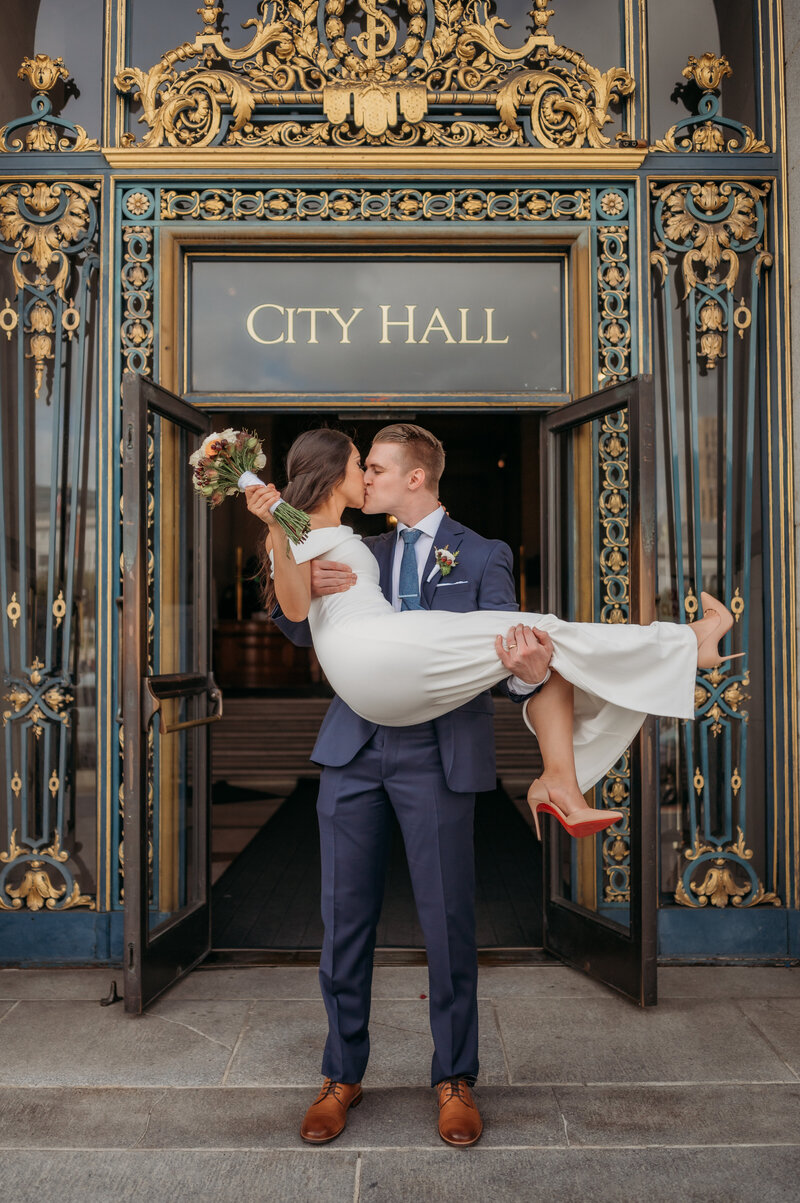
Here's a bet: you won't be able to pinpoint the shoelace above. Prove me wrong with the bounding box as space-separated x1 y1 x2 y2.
439 1079 471 1106
318 1078 347 1103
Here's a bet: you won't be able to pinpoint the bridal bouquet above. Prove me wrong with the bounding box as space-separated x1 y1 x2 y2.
189 429 311 545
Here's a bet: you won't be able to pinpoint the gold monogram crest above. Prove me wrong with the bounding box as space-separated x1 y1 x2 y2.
115 0 635 148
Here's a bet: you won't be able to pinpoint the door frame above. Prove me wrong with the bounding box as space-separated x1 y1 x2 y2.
540 375 658 1006
121 372 216 1013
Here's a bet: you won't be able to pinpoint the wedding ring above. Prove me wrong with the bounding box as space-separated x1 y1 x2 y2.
507 642 517 648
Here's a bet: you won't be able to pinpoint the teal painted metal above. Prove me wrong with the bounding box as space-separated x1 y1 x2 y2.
2 0 797 961
651 177 776 912
655 82 768 156
0 177 100 912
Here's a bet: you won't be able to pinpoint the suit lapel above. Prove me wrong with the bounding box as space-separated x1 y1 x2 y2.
371 531 396 602
421 515 465 608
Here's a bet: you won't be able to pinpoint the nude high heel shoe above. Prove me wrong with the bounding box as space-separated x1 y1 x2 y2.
527 780 623 841
696 592 745 670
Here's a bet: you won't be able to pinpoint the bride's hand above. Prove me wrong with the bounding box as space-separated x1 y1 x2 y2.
245 483 281 527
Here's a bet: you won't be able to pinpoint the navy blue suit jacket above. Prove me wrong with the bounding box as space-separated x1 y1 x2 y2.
272 514 527 793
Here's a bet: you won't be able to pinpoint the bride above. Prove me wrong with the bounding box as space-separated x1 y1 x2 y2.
246 427 736 840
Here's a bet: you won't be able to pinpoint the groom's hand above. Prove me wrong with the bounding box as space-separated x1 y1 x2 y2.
495 624 553 685
310 559 358 598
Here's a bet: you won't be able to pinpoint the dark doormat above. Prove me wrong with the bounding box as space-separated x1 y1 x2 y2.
212 778 542 949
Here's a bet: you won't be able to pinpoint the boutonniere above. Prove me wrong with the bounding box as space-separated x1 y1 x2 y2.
427 545 459 582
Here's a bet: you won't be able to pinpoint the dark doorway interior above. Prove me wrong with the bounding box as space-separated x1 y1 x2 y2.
212 780 542 949
209 412 544 951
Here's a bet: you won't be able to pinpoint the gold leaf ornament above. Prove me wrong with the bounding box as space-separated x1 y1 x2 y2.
115 0 633 148
0 181 98 297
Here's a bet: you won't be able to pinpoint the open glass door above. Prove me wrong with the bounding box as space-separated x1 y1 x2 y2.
121 373 220 1013
540 376 657 1005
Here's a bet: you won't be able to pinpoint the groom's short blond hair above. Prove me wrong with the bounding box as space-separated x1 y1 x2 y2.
372 423 445 490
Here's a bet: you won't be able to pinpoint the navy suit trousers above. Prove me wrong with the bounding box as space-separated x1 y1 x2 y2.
317 721 479 1087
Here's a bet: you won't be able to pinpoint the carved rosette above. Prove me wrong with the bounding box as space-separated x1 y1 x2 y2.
114 0 635 148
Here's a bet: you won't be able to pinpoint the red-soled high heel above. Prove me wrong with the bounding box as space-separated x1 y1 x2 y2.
527 780 623 841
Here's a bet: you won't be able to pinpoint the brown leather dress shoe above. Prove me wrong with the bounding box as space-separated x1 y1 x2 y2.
436 1078 483 1146
300 1078 363 1144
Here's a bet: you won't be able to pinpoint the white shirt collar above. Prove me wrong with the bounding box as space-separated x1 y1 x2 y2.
396 505 445 539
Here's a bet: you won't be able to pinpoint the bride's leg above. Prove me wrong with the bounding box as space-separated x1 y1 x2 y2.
523 671 625 839
523 670 588 818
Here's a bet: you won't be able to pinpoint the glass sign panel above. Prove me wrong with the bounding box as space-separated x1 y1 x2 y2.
187 256 566 396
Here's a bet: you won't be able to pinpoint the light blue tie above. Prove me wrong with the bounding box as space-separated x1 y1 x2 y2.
398 528 423 610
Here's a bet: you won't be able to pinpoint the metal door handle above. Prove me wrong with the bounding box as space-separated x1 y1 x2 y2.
144 678 223 734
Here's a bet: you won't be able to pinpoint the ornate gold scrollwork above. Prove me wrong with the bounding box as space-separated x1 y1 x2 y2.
597 225 630 386
114 0 634 148
694 667 750 738
0 179 98 399
0 829 94 912
677 827 780 909
0 181 98 297
652 53 769 155
2 655 73 739
0 55 99 153
651 180 770 301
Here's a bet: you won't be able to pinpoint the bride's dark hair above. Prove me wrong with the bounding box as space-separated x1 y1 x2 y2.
258 427 355 612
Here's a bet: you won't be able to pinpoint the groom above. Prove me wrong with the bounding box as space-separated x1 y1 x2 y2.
270 423 553 1146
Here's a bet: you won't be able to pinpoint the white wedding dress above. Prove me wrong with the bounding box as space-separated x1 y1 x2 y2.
275 525 697 792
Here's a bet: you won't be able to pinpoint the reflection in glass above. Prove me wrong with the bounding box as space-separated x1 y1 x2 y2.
146 412 208 932
149 693 204 933
152 416 198 677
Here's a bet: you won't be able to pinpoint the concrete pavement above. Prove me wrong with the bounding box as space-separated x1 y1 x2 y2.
0 963 799 1201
